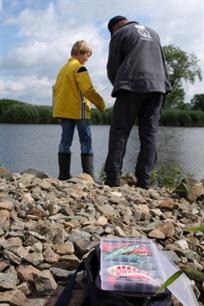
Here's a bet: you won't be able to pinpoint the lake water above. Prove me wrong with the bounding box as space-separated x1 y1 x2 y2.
0 124 204 181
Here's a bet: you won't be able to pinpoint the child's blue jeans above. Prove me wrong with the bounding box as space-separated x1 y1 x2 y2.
59 119 93 154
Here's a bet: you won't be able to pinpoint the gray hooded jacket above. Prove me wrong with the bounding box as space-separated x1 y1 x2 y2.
107 22 171 97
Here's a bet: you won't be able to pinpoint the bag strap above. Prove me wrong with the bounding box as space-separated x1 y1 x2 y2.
54 261 85 306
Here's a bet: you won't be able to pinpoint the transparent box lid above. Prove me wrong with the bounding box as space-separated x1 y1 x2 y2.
100 237 164 293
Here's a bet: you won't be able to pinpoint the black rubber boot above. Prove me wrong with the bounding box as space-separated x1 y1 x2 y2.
81 153 94 178
58 153 71 180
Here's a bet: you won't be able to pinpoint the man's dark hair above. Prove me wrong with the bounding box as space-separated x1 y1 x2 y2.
107 16 128 33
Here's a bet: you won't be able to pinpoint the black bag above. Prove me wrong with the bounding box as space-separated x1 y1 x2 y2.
55 245 173 306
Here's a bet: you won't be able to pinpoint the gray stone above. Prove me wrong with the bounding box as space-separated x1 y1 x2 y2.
0 171 203 305
0 289 26 306
0 201 13 211
33 270 57 295
0 168 13 180
0 266 17 290
50 267 71 280
22 168 49 179
24 298 46 306
69 229 91 241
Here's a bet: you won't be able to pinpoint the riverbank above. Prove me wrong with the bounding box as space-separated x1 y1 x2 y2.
0 168 203 305
1 99 204 126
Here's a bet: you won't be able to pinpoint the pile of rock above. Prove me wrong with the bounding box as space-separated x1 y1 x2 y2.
0 168 203 306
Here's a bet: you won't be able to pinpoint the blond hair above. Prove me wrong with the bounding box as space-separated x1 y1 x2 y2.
71 40 92 57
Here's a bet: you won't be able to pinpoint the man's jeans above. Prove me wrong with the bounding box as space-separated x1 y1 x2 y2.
104 91 164 187
59 119 93 154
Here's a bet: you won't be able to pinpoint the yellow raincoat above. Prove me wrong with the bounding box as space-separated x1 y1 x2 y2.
53 58 105 119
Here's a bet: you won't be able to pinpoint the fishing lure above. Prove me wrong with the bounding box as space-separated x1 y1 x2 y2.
107 265 153 283
104 244 151 259
130 246 151 256
104 244 140 259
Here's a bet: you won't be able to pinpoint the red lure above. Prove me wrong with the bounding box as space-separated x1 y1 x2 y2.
130 246 151 255
107 265 153 283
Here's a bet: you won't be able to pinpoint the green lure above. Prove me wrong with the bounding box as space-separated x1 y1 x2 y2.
104 244 140 259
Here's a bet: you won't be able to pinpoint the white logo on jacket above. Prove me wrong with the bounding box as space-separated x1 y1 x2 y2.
135 24 153 40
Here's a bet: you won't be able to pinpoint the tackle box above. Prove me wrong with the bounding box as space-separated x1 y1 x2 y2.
100 237 164 293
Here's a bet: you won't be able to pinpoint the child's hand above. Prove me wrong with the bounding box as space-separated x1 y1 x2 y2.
98 103 106 112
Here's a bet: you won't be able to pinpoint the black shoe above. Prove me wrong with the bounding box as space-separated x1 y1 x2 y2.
135 182 149 190
104 177 120 187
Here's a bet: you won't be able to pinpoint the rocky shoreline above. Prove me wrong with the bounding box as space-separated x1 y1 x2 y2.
0 168 203 306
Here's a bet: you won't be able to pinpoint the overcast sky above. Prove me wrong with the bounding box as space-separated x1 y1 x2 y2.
0 0 204 106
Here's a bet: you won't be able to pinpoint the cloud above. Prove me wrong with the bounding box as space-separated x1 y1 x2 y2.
0 75 51 104
1 1 109 105
1 0 204 106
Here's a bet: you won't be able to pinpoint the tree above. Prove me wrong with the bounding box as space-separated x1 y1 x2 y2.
190 94 204 111
163 44 202 109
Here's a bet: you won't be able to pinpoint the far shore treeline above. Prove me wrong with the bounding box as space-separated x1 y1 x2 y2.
0 98 204 126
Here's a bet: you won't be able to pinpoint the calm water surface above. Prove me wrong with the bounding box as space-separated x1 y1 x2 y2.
0 124 203 180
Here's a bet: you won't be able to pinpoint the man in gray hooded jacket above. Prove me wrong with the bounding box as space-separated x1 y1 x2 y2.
104 16 171 189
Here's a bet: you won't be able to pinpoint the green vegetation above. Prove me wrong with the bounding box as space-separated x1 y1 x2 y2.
99 164 107 182
163 44 202 109
160 109 204 127
150 163 184 188
0 99 55 124
1 99 204 126
98 161 199 190
191 94 204 111
91 108 112 125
